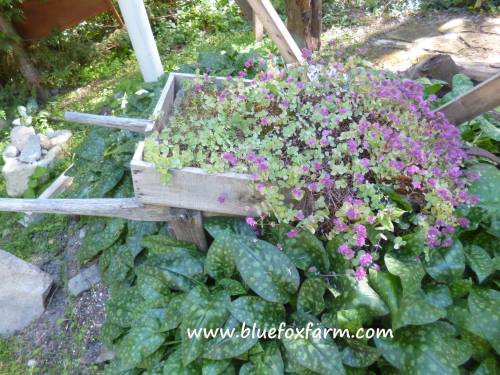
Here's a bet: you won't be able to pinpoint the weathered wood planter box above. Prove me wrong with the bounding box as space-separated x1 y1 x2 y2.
130 73 261 216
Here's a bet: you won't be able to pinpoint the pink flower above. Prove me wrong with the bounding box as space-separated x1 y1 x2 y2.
346 207 358 221
359 253 372 267
320 107 329 116
338 244 355 259
306 138 316 146
371 263 380 271
223 152 238 166
333 218 348 232
246 152 256 162
367 216 376 224
457 217 470 228
244 59 254 68
355 267 367 280
360 158 370 168
287 229 298 238
217 194 226 204
291 188 303 199
246 217 257 228
261 117 269 126
308 182 318 192
295 210 305 221
255 183 265 193
308 266 318 273
442 239 453 248
282 99 289 108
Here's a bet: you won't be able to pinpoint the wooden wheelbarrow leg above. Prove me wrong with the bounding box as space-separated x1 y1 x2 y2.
435 72 500 125
0 198 175 221
64 112 154 134
433 72 500 165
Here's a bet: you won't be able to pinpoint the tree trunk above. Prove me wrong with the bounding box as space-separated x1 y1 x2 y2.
0 12 46 101
284 0 321 51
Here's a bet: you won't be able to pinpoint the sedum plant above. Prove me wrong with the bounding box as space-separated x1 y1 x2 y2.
145 49 480 279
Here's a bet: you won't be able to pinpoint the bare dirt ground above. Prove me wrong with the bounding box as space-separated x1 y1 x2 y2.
13 220 109 375
324 10 500 78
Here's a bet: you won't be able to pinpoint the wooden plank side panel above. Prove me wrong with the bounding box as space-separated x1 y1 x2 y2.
14 0 110 40
131 142 259 216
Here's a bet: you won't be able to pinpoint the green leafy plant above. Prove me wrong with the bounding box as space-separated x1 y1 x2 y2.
99 214 499 374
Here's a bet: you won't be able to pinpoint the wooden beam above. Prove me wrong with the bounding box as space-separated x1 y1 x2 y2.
0 198 175 221
64 112 153 133
435 72 500 125
103 0 125 28
246 0 304 64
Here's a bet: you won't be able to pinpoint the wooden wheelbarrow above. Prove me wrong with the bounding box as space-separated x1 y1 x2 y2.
0 72 499 250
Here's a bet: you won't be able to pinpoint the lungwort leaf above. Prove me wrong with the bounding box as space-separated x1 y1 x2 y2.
375 322 471 375
181 286 230 365
229 235 300 303
229 296 285 331
204 217 256 239
203 316 258 360
282 330 345 375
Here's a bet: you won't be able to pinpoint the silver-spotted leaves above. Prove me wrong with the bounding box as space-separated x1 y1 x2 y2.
229 296 285 331
231 236 300 303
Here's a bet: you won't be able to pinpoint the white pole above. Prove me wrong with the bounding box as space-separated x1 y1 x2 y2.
117 0 164 82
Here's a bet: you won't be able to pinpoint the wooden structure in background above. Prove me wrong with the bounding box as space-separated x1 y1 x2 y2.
13 0 123 40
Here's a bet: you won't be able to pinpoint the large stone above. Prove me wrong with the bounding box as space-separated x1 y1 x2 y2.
2 145 19 161
68 264 101 296
38 134 51 149
2 145 64 196
0 249 53 336
10 126 42 163
48 130 72 148
10 126 35 150
1 158 36 196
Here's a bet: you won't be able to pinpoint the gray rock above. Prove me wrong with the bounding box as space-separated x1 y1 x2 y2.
2 145 19 161
38 134 52 149
19 133 42 163
10 126 36 150
48 130 72 148
68 265 101 296
0 249 53 336
2 145 63 196
1 158 36 196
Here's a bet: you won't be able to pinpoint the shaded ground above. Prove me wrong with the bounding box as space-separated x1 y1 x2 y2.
324 11 500 78
10 220 109 375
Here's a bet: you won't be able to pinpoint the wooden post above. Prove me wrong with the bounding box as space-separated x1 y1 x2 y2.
284 0 321 50
116 0 163 82
235 0 264 42
246 0 303 64
168 208 208 251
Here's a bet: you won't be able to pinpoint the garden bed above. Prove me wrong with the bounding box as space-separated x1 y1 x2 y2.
131 73 261 216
